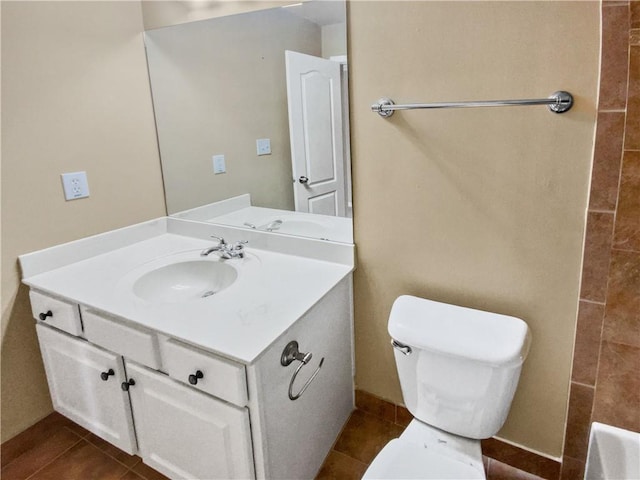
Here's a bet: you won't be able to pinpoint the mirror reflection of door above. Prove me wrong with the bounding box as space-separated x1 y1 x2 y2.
286 51 346 217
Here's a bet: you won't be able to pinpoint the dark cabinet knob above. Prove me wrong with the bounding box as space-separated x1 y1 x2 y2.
100 369 115 381
121 379 136 391
39 310 53 321
188 370 204 385
298 176 309 184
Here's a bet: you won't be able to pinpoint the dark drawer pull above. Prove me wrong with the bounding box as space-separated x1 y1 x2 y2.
39 310 53 321
121 379 136 391
100 369 115 381
188 370 204 385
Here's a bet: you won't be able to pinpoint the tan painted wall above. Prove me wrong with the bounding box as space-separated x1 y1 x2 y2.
349 1 599 458
145 8 321 214
322 22 347 59
1 1 166 441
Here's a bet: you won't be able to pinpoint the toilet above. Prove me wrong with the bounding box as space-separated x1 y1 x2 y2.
363 295 531 479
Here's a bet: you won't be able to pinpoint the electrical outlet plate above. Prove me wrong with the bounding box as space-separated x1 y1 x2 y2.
256 138 271 156
61 171 90 200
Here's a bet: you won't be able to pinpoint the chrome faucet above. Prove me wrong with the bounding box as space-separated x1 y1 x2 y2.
201 235 227 256
201 235 247 259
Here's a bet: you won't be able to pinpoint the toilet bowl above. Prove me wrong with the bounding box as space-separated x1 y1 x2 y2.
363 295 531 479
363 420 485 479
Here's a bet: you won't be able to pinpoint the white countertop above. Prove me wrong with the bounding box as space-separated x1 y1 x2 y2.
21 219 353 364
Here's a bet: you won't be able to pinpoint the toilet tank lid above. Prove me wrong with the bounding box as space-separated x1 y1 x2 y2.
388 296 531 366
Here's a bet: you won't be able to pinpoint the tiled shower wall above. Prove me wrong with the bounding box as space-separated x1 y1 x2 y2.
561 2 640 479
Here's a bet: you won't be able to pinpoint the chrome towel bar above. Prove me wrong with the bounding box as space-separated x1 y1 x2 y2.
371 91 573 117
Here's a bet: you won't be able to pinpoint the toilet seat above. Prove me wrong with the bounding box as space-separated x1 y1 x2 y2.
362 420 486 480
362 439 485 479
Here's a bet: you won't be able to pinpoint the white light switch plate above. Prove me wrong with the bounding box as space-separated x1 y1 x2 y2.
212 154 226 174
61 171 90 200
256 138 271 156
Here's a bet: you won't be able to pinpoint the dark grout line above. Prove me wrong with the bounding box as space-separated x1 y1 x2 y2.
63 426 91 439
358 407 402 427
331 447 371 468
83 435 142 471
315 409 377 478
119 467 143 480
1 425 86 476
85 438 143 472
22 437 85 480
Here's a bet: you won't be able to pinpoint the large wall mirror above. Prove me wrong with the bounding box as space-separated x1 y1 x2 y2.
143 1 352 243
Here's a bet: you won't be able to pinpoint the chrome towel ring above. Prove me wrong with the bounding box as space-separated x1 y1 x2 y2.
280 341 325 401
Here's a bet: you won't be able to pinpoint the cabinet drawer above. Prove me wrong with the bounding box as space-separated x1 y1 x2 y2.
82 308 162 370
29 290 82 337
162 338 248 407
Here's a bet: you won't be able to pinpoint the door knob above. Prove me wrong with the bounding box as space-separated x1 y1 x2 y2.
298 176 309 184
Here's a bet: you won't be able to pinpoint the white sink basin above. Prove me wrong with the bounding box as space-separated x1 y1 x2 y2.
132 260 238 303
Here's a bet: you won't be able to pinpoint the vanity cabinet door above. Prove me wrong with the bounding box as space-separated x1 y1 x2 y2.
125 361 254 480
35 324 137 454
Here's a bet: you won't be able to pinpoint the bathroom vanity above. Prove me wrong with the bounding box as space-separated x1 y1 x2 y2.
20 217 355 480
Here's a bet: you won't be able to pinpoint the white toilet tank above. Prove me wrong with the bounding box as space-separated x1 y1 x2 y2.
388 295 531 440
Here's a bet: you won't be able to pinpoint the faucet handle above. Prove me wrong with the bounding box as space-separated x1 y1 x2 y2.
233 240 248 256
210 235 226 245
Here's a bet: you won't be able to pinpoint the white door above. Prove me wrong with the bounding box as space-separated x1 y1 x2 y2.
286 51 346 216
125 361 254 480
36 324 137 454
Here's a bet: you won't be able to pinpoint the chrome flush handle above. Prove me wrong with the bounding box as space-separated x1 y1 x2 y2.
391 339 412 355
